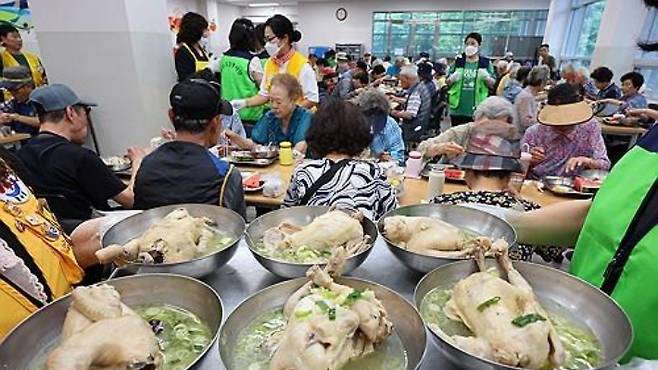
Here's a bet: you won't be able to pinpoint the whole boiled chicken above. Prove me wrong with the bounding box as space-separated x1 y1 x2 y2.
443 240 565 369
262 210 370 256
47 285 163 370
97 208 217 265
384 215 487 257
267 248 393 370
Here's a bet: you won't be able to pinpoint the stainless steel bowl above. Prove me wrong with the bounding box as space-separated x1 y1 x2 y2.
219 276 426 369
414 260 633 370
0 273 223 370
102 204 245 278
543 176 592 198
378 204 517 273
245 206 377 278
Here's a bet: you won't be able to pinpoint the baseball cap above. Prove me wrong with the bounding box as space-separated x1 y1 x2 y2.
0 66 32 90
29 84 97 112
170 77 233 122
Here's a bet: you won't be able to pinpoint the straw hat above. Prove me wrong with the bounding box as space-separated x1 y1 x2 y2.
537 83 593 126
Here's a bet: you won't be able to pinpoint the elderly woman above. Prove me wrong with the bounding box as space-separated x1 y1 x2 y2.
431 119 565 263
503 65 530 103
283 100 397 220
514 65 550 134
354 89 405 164
226 73 311 153
418 96 515 160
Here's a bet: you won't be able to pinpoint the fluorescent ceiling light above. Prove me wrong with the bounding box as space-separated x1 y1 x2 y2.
248 2 280 7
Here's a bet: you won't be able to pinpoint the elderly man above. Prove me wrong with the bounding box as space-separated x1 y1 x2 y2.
390 64 433 144
522 83 610 179
134 73 245 218
386 56 405 77
0 66 39 136
418 96 514 160
17 84 143 233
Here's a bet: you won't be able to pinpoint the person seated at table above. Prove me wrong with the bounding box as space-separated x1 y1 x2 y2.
0 154 110 338
418 96 514 161
0 66 39 136
590 66 622 100
369 64 386 87
514 65 550 134
354 89 405 164
134 76 246 218
502 65 530 103
17 84 142 234
390 64 433 144
226 73 311 153
332 71 369 100
418 62 436 97
283 100 397 220
600 71 648 110
386 56 404 77
432 118 565 263
561 64 597 100
522 83 610 179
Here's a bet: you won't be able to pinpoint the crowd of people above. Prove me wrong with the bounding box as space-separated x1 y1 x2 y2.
0 8 656 362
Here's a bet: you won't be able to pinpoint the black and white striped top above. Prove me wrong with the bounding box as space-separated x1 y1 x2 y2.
283 159 398 220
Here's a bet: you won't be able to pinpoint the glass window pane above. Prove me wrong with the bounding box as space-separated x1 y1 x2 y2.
390 22 410 34
372 34 386 54
437 35 463 55
439 11 463 20
389 12 411 20
440 21 463 34
415 23 436 34
373 12 388 20
412 12 437 20
576 1 604 57
373 21 388 34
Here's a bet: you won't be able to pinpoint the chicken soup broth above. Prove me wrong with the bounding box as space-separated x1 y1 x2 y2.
232 308 408 370
420 284 603 370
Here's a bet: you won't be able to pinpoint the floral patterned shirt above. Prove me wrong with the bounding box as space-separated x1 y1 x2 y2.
521 119 611 179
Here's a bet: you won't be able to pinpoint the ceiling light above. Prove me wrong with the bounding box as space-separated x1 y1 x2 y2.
248 2 280 7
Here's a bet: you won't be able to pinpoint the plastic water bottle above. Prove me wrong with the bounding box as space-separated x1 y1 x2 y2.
404 151 423 178
426 166 446 200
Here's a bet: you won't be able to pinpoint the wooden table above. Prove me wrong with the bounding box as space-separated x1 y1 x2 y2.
238 161 566 208
596 117 648 148
0 133 30 146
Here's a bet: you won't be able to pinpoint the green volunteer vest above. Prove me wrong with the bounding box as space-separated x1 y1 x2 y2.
447 55 491 113
571 138 658 361
220 53 263 122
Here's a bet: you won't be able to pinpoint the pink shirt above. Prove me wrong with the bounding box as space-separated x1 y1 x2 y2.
521 118 611 179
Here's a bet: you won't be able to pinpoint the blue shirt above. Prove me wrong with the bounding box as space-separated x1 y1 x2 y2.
251 106 312 146
621 92 648 110
386 65 400 77
371 116 405 164
503 80 523 103
0 98 37 136
596 83 622 100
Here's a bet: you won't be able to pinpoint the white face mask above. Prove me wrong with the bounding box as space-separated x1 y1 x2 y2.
265 40 280 56
465 45 479 57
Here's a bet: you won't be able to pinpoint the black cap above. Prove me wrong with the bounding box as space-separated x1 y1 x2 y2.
356 60 368 71
169 77 233 122
0 66 32 90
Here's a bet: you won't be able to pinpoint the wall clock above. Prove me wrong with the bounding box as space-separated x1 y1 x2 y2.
336 7 348 22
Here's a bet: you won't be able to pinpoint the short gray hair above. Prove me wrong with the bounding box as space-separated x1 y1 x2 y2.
575 66 590 78
473 96 514 122
526 65 550 86
561 63 575 75
399 64 418 78
354 88 390 114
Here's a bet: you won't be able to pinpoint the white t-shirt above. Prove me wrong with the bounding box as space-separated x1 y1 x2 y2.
259 59 319 103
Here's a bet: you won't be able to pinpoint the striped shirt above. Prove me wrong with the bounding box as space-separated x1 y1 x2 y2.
283 158 398 220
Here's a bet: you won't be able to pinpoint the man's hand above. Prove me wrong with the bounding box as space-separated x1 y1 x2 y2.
426 141 465 157
529 147 545 165
565 156 594 173
126 147 146 164
0 113 13 124
160 128 176 141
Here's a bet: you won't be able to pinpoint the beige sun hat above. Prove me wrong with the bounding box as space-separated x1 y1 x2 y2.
537 83 594 126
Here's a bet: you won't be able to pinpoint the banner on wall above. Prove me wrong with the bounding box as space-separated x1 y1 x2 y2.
0 0 32 31
168 8 216 35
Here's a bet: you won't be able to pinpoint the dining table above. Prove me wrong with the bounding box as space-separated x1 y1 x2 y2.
596 116 648 149
237 160 566 208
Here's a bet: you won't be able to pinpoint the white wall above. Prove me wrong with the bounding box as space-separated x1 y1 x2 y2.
240 5 299 24
296 0 550 55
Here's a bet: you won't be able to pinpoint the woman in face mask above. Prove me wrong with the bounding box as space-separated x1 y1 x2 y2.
229 14 319 112
174 12 211 82
446 32 496 126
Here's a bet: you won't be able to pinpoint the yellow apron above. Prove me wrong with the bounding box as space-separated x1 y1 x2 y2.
0 175 83 339
1 50 45 87
181 43 209 72
264 51 308 92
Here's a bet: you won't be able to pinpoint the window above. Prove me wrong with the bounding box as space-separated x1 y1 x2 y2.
560 0 606 66
371 10 548 61
634 8 658 98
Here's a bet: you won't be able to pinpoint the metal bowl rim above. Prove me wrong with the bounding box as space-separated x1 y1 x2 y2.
413 259 634 370
100 204 246 268
377 204 518 262
220 275 427 370
244 206 378 267
2 273 224 370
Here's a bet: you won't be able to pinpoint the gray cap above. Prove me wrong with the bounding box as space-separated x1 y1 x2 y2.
0 66 32 90
29 83 97 113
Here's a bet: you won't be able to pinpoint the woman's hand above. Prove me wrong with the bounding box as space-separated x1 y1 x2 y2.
529 147 545 165
565 156 594 174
